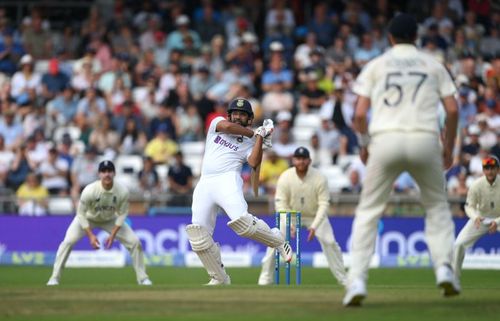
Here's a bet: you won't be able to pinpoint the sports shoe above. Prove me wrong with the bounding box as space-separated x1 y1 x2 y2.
139 278 153 286
342 278 367 307
436 265 460 297
277 242 293 263
46 278 59 286
271 228 293 263
205 274 231 286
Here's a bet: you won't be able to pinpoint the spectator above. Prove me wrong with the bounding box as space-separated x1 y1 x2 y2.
46 86 78 133
259 149 289 210
298 72 327 113
21 10 52 59
39 147 70 195
88 116 120 157
393 172 419 195
0 134 14 186
0 30 25 76
6 144 36 191
308 2 338 48
41 58 70 101
16 172 48 216
177 103 203 142
138 156 162 197
10 54 41 104
144 124 178 164
316 117 347 164
167 151 193 206
0 109 24 150
70 145 99 200
273 129 299 160
165 14 201 52
260 80 294 118
119 117 148 155
261 53 293 92
194 3 225 44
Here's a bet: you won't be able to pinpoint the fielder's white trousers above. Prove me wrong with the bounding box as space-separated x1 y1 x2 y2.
347 132 455 284
191 171 249 234
453 219 499 279
49 217 149 283
258 215 346 285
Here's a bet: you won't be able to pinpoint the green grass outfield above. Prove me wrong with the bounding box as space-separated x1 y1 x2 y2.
1 266 499 321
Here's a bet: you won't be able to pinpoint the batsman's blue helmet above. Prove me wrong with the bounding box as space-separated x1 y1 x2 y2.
227 98 253 117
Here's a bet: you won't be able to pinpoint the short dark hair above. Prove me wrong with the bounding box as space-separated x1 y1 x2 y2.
388 13 418 43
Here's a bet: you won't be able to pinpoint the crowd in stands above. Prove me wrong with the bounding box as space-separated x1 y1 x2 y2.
0 0 499 216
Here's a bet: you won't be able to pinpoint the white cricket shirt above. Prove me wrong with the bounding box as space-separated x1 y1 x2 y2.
200 116 256 176
464 175 500 225
76 180 129 229
353 44 456 136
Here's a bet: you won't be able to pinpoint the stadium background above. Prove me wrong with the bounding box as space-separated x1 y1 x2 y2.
0 0 499 269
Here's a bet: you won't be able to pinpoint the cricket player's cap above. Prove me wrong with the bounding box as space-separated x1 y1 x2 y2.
227 97 253 117
98 160 115 172
482 155 499 168
388 13 417 39
293 146 310 158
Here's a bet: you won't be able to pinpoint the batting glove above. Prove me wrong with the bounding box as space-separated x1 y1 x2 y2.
254 126 273 138
262 135 272 149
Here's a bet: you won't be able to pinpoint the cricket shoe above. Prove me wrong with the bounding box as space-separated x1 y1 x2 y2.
139 278 153 286
343 278 367 307
205 274 231 286
436 265 460 297
272 228 292 263
46 278 59 286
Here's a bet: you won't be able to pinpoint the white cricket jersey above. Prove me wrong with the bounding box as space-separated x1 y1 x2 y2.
464 175 500 225
76 180 129 229
200 116 256 176
353 44 456 136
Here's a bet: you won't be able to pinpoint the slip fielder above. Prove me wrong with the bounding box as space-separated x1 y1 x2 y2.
453 155 500 281
186 98 291 285
47 160 152 286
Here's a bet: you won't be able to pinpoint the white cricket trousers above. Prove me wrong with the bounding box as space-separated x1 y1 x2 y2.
192 171 250 233
348 132 455 283
453 220 499 279
258 215 346 285
49 217 149 283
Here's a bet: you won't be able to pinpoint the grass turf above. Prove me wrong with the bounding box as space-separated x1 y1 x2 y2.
0 266 499 321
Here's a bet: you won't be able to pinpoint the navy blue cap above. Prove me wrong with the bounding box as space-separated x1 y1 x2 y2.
98 160 115 172
293 147 310 158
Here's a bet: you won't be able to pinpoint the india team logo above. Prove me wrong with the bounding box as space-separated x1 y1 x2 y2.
236 99 244 107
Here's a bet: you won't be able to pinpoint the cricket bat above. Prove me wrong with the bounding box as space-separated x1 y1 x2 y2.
251 164 261 196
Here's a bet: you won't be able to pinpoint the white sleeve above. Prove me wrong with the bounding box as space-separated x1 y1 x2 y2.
76 186 92 229
209 116 226 134
438 64 457 98
352 62 375 98
114 188 129 227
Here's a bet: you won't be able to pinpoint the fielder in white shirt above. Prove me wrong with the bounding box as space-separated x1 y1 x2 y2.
186 98 292 285
47 160 152 286
343 13 460 306
453 156 500 280
258 146 346 286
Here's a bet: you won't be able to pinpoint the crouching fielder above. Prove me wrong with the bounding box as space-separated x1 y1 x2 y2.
187 98 291 285
47 160 152 286
453 156 500 281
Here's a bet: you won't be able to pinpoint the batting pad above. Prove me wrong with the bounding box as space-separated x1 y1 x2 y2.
227 214 284 248
185 224 228 282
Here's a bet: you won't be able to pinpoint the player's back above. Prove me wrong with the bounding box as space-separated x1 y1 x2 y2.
354 44 456 136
